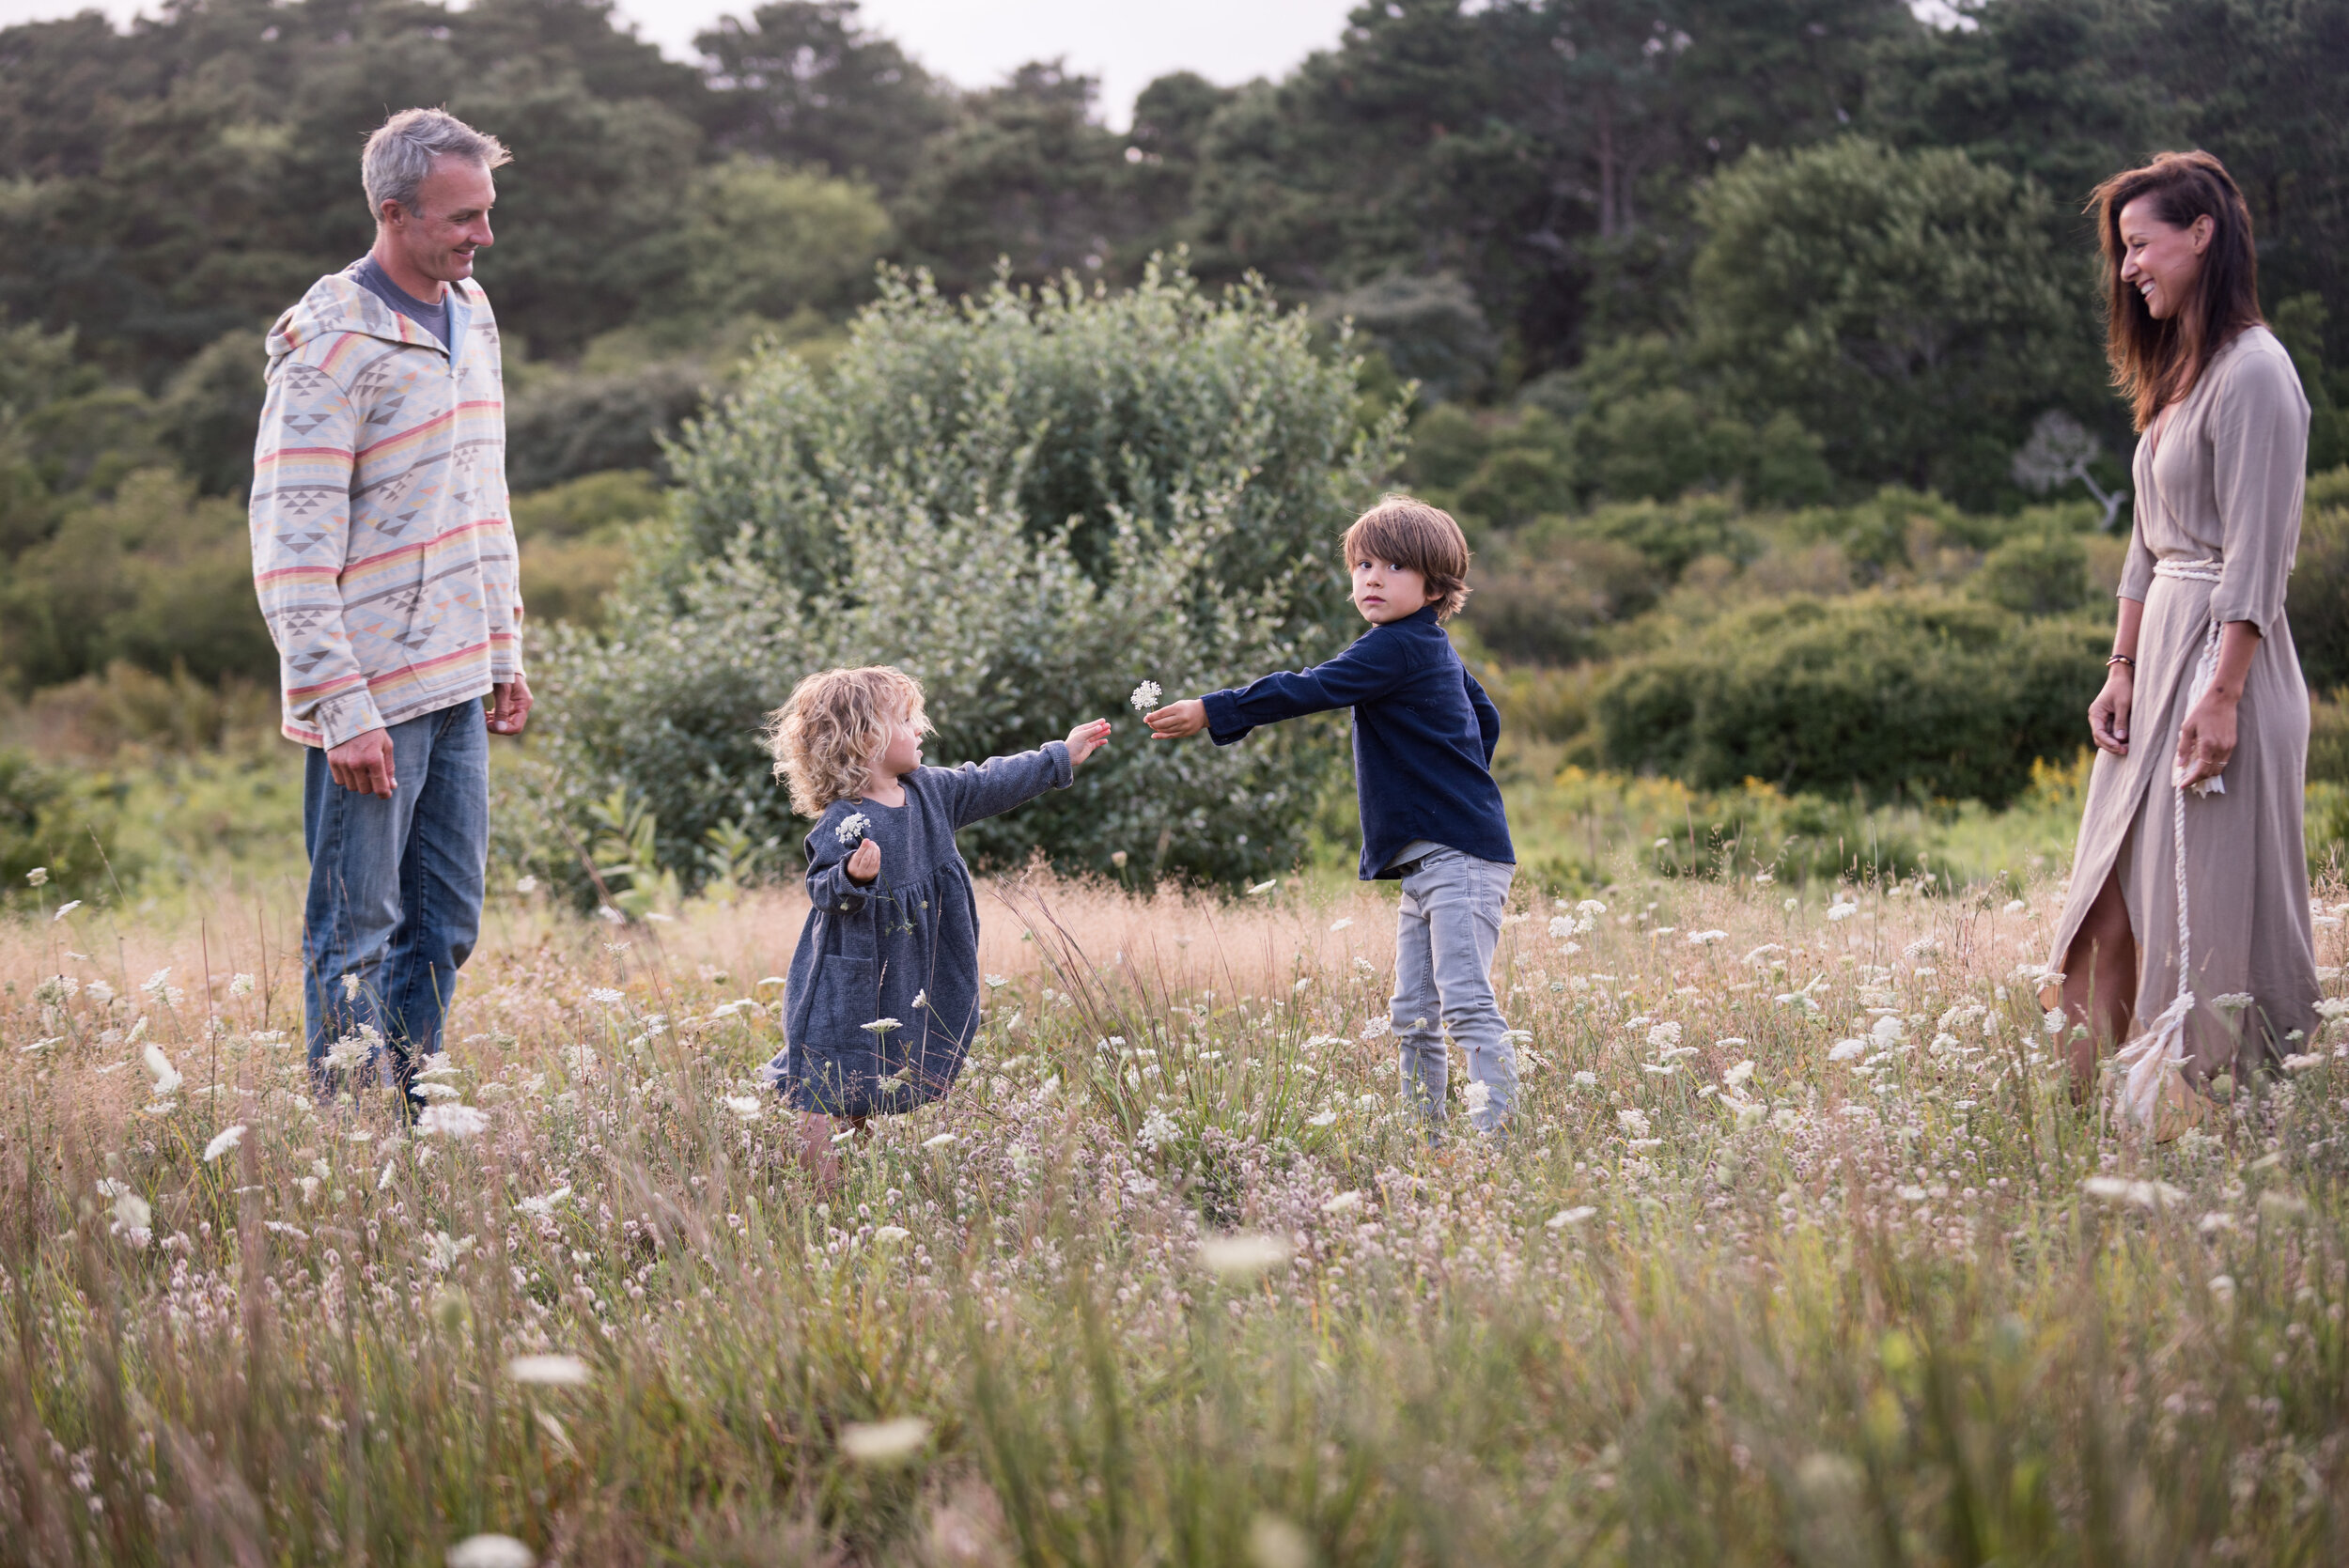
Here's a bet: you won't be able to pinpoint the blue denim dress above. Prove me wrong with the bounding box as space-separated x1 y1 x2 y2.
765 743 1072 1117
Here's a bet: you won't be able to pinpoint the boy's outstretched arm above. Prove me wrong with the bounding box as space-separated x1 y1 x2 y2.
1145 637 1403 745
1144 700 1209 738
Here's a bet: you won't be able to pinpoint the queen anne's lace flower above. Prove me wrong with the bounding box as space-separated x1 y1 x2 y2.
1129 680 1163 712
1136 1106 1180 1151
836 813 871 846
417 1104 490 1139
840 1417 930 1463
507 1354 590 1386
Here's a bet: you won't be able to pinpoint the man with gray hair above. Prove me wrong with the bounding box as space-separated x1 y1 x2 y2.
250 106 531 1105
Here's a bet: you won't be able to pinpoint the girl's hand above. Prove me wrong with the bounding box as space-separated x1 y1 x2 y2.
2088 668 2134 756
2175 691 2239 786
1065 718 1112 766
1145 699 1206 739
844 838 880 885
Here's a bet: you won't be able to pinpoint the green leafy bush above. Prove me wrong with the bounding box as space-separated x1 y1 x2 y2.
1971 532 2093 616
530 264 1406 890
1594 593 2107 805
2289 467 2349 691
0 468 276 691
1693 138 2101 506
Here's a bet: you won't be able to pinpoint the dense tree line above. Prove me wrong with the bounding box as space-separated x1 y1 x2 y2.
4 0 2348 702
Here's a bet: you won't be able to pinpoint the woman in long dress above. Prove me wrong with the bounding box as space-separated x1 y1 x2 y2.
2049 149 2319 1133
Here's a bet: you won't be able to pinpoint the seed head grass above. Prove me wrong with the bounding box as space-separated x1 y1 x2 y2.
0 864 2344 1561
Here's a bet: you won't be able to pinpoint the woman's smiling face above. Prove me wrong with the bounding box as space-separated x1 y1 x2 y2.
2117 195 2213 321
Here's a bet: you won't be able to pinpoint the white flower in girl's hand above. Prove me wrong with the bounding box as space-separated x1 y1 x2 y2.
836 813 871 846
1129 680 1162 713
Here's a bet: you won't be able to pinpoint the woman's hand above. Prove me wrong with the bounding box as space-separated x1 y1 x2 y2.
1065 718 1112 766
2088 668 2134 756
1145 699 1206 739
844 838 880 885
2174 691 2240 787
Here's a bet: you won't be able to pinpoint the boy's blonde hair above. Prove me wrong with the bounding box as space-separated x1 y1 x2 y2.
1342 494 1472 619
764 666 931 817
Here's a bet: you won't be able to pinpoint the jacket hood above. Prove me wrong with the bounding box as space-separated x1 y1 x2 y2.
266 265 477 365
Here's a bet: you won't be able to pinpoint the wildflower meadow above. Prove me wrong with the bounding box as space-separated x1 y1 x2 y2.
3 861 2345 1565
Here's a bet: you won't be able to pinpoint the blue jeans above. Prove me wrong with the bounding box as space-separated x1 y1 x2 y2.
1391 848 1517 1134
302 700 489 1085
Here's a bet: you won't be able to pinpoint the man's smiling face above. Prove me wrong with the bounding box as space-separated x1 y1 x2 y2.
383 156 497 292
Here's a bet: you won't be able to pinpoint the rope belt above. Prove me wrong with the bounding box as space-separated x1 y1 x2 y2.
2113 556 2227 1128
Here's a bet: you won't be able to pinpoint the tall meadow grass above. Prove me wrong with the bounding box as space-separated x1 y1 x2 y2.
1 863 2344 1564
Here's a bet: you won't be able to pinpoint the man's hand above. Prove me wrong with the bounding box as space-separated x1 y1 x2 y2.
327 729 397 797
1144 699 1206 740
1065 718 1112 766
844 838 881 885
490 675 534 737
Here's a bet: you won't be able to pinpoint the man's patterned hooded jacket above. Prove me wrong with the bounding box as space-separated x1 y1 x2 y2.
249 266 522 749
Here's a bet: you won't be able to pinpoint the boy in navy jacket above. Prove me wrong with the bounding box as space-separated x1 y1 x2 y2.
1146 495 1518 1135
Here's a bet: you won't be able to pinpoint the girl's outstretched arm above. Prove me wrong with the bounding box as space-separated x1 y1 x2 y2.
936 736 1088 830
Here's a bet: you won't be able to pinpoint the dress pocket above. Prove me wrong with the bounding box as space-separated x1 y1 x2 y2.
791 955 880 1048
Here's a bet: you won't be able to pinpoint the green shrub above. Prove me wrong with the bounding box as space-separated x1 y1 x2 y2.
1971 532 2092 616
1401 402 1492 491
1460 534 1657 666
2289 468 2349 691
504 362 710 491
512 471 667 628
1693 138 2101 505
0 468 276 691
1451 411 1575 535
1594 592 2106 806
0 748 140 907
530 264 1407 891
2309 688 2349 786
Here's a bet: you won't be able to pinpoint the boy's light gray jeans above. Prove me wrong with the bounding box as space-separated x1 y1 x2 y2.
1390 848 1517 1133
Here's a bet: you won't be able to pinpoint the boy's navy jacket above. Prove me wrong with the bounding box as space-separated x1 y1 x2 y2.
1200 605 1514 879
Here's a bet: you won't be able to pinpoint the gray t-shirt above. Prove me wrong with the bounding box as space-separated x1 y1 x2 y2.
351 255 450 347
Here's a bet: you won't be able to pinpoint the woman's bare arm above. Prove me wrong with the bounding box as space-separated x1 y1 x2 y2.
2088 597 2145 756
2175 619 2263 786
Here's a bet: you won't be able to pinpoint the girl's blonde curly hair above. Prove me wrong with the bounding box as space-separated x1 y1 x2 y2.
764 666 931 817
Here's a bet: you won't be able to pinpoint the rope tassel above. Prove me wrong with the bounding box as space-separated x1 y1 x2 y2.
2112 585 2225 1132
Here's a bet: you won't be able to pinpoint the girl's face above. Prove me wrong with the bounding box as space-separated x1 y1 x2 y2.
1351 556 1431 624
2117 196 2213 322
873 706 926 781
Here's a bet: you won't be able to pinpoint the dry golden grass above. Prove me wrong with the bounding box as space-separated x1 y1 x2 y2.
3 865 2346 1565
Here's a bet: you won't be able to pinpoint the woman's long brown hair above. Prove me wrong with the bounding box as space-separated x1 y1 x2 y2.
2089 149 2263 429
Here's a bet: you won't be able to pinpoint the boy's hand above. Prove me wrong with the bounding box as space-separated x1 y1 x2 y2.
844 838 880 885
1144 699 1206 740
1065 718 1112 767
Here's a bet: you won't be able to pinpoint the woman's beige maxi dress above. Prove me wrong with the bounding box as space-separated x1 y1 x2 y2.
2049 324 2319 1110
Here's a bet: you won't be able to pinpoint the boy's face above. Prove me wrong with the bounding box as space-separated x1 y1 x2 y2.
874 707 926 779
1350 556 1432 624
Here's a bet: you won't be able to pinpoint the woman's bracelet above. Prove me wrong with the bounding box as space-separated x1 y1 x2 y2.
2106 654 2136 671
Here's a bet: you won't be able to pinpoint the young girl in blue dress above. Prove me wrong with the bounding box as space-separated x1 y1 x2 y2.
760 665 1111 1170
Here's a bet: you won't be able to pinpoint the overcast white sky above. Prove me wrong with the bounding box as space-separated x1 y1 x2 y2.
0 0 1361 127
